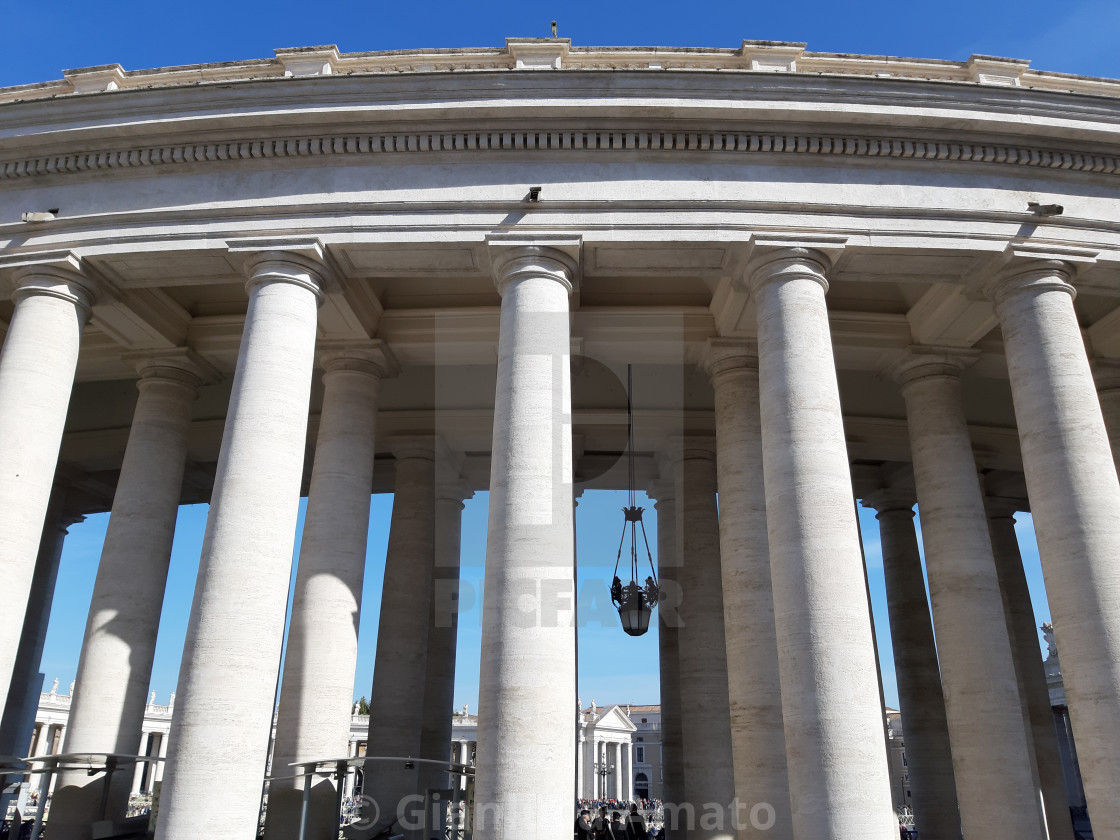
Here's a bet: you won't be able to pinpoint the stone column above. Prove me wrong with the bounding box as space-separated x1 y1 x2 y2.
890 348 1044 838
0 257 96 707
1092 362 1120 476
622 743 631 802
362 436 439 830
475 237 577 840
154 729 169 783
704 340 792 840
745 247 895 837
985 498 1075 840
666 437 735 838
860 489 960 840
577 730 586 800
131 733 150 795
51 351 209 837
646 479 684 818
154 245 324 840
418 478 473 803
0 487 79 758
990 262 1120 834
32 723 52 757
265 341 395 840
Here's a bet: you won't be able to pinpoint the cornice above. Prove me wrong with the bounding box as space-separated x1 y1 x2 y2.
3 43 1118 104
3 127 1118 182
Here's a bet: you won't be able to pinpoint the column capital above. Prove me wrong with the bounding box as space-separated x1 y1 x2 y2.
645 478 675 506
317 339 400 379
388 433 453 465
227 239 329 302
123 347 221 391
739 239 844 295
984 495 1028 520
663 435 716 463
702 338 758 381
985 259 1077 307
58 511 87 533
860 488 916 517
5 251 99 311
436 478 474 506
1091 358 1120 392
885 345 980 388
486 234 581 296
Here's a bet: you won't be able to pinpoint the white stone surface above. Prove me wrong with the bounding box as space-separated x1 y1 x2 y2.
475 240 576 840
266 342 392 840
646 478 684 813
985 498 1074 840
747 248 896 838
0 489 75 768
704 341 792 840
893 349 1045 839
51 353 205 838
0 263 94 723
993 266 1120 836
362 436 438 832
155 249 323 840
417 479 472 805
667 437 735 840
1092 361 1120 477
861 490 960 840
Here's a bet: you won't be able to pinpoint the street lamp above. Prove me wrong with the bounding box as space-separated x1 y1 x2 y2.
610 365 659 637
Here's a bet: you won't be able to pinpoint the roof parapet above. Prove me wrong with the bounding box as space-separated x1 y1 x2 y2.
506 38 571 70
967 54 1031 87
740 40 807 72
275 45 341 77
62 64 126 93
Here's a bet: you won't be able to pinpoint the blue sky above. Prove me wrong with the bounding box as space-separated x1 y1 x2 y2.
17 0 1071 715
1 0 1119 86
39 488 1052 713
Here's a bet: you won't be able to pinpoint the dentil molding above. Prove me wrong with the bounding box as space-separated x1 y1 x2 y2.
2 128 1118 181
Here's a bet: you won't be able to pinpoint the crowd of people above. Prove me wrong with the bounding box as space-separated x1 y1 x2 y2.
575 802 663 840
576 798 661 813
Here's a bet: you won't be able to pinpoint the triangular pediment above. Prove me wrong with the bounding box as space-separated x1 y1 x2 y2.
588 704 637 733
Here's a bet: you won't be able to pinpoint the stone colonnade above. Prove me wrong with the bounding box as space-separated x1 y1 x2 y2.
0 237 1118 840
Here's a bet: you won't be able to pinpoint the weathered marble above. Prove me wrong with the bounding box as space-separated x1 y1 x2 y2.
993 264 1120 837
51 352 207 839
155 248 323 840
0 262 95 712
861 490 960 840
892 349 1044 839
747 248 896 838
474 239 577 840
266 342 394 840
704 341 792 840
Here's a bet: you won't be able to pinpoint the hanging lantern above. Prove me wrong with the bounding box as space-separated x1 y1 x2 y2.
610 365 659 637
